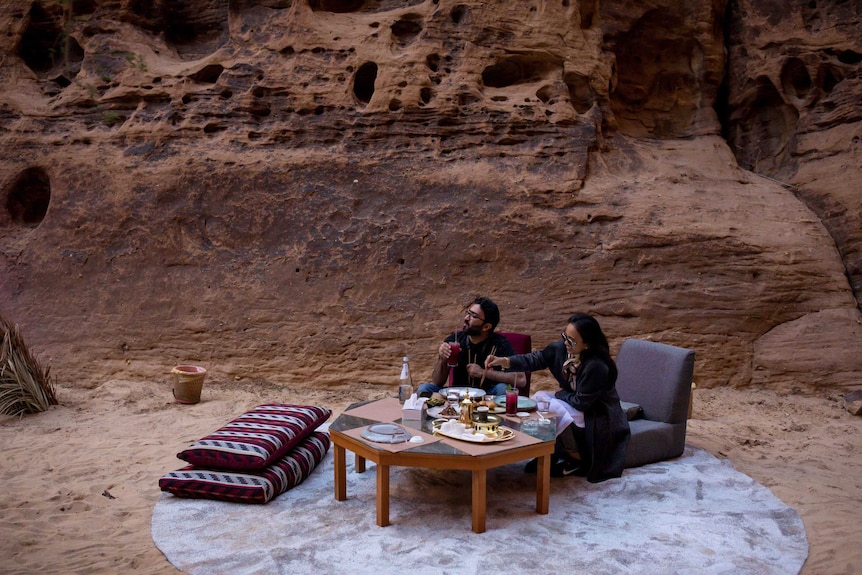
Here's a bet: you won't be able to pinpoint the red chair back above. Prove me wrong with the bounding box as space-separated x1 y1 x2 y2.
498 332 532 396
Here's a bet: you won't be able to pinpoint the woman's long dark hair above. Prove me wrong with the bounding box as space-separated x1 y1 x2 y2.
567 313 617 377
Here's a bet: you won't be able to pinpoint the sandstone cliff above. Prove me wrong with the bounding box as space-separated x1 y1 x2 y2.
1 0 860 394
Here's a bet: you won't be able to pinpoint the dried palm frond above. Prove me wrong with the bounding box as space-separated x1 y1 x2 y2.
0 315 57 416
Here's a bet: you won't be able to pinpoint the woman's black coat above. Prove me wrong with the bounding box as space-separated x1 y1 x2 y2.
509 341 630 482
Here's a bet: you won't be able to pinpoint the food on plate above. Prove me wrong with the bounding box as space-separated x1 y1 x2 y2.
426 397 445 407
440 403 458 417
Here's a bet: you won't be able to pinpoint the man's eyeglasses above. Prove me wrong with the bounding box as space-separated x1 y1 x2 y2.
464 309 487 323
561 332 575 347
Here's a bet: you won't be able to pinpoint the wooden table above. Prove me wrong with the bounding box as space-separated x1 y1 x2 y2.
329 398 556 533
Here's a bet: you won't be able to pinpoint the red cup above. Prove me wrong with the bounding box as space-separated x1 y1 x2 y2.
505 388 519 415
447 342 461 367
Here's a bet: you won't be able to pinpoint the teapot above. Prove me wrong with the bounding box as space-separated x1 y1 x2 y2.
458 393 474 426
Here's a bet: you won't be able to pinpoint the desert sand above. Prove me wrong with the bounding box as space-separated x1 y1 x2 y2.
2 374 861 575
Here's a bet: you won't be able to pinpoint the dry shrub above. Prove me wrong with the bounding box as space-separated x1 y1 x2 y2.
1 314 57 416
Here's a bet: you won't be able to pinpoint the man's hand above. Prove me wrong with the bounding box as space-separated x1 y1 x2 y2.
466 363 485 379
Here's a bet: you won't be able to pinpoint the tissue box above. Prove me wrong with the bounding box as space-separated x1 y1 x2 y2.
402 400 427 421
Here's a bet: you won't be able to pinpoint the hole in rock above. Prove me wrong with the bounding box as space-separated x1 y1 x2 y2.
482 54 562 88
419 87 432 104
389 99 402 111
128 0 160 19
426 53 440 72
5 167 51 226
189 64 224 84
536 85 554 103
72 0 97 15
391 15 423 45
458 92 479 106
308 0 365 12
726 76 799 176
164 1 229 61
780 58 811 99
564 71 595 113
450 5 468 24
578 0 595 27
20 3 85 80
816 64 842 93
837 50 862 65
353 61 377 104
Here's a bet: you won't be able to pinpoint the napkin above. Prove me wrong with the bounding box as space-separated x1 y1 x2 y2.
402 394 427 420
403 394 425 409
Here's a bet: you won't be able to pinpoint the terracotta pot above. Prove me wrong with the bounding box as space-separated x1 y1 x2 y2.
171 365 207 404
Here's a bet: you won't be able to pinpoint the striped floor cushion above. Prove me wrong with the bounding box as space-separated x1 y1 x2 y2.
178 404 331 471
160 431 330 504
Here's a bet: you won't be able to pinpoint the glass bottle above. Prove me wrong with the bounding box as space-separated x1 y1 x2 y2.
398 356 413 402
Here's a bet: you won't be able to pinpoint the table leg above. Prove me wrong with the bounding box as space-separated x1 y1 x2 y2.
376 464 390 527
356 454 366 473
536 453 550 514
471 468 487 533
334 444 347 501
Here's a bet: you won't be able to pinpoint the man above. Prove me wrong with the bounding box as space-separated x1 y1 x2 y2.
417 296 526 397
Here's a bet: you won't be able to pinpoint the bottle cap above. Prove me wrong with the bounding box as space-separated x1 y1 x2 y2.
403 356 409 361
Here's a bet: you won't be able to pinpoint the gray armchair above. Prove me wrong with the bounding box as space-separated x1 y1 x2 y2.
615 339 695 469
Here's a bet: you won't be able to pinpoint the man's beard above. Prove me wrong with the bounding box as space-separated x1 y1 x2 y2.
464 323 483 336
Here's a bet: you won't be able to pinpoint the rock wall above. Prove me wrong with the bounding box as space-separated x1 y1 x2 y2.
1 0 860 394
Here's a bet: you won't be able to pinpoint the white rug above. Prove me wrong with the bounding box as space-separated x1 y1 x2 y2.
151 445 807 575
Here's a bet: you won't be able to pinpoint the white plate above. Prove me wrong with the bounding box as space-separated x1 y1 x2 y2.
441 387 486 399
427 404 460 419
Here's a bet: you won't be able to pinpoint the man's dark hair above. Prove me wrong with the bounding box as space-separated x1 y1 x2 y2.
474 296 500 331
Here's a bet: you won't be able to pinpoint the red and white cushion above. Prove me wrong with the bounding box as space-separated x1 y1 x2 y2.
160 431 330 504
177 404 331 471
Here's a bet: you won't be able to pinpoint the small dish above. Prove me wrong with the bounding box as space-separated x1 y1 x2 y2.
360 423 411 444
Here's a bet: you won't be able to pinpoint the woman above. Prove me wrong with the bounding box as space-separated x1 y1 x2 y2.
485 314 630 482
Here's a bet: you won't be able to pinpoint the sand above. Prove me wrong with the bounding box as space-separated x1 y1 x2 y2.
1 378 861 575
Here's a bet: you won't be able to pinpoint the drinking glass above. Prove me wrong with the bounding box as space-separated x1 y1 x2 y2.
505 387 519 415
446 342 461 387
446 342 461 367
536 398 552 427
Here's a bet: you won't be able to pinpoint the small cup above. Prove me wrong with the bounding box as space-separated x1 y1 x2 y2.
537 399 550 413
475 405 489 422
441 420 466 435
